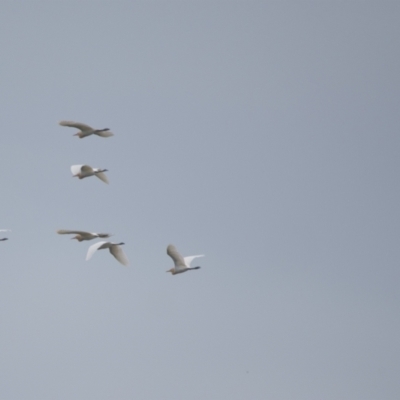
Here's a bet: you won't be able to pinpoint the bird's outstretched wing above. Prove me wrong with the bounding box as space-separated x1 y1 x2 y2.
95 172 109 184
167 245 186 267
110 245 129 266
57 230 90 235
184 254 205 268
59 121 94 132
95 131 114 138
86 241 107 261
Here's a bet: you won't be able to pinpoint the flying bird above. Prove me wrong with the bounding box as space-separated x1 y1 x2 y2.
86 241 129 266
71 164 109 184
0 229 10 241
57 230 112 241
166 244 204 275
59 121 114 138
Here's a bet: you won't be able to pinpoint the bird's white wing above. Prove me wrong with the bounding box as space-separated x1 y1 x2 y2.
0 229 10 232
110 245 129 266
59 121 94 131
95 172 109 184
57 229 90 235
95 131 114 138
71 165 83 175
184 254 205 267
167 245 186 267
80 165 94 174
86 241 108 261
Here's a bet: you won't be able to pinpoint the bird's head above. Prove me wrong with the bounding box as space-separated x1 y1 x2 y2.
166 268 175 274
73 133 84 138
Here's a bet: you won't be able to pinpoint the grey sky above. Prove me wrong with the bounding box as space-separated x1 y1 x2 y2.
0 1 399 399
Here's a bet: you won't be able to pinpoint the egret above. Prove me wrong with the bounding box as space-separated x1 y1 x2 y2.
0 229 10 241
59 121 114 138
57 230 112 241
71 165 109 184
86 241 129 266
166 244 204 275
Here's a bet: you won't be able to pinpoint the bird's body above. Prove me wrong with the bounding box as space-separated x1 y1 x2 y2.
0 229 10 241
57 230 112 241
59 121 114 138
86 241 129 266
166 244 204 275
71 165 109 184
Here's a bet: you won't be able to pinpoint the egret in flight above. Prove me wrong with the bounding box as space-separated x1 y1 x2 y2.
71 165 109 184
166 244 204 275
86 241 129 266
57 230 112 241
59 121 114 138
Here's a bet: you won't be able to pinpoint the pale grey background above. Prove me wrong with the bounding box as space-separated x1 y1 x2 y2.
0 1 399 399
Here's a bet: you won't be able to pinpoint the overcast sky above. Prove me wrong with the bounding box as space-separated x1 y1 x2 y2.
0 1 399 399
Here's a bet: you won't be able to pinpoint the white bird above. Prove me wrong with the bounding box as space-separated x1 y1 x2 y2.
57 230 112 242
71 164 109 184
166 244 204 275
86 241 129 266
0 229 10 241
59 121 114 138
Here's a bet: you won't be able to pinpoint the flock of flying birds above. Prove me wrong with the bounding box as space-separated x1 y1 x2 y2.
2 121 205 275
